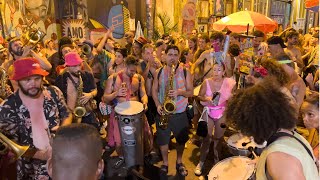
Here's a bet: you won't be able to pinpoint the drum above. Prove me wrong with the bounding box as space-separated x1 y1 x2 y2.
115 101 144 168
193 85 201 96
208 156 256 180
227 133 266 156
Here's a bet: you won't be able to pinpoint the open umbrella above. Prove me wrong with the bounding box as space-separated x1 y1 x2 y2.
211 11 278 33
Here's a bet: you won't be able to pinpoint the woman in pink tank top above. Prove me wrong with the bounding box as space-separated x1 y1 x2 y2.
194 62 236 176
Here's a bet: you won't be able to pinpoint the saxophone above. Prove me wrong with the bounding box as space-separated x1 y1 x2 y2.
73 72 86 123
159 64 176 129
0 67 12 103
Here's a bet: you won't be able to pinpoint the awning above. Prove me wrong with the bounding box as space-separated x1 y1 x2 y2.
305 0 319 12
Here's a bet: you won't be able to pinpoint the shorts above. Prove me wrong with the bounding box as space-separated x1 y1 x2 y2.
146 96 157 125
155 111 189 146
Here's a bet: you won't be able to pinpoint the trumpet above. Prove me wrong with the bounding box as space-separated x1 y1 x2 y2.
81 44 92 55
0 132 29 159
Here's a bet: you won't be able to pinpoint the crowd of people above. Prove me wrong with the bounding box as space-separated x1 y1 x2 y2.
0 24 318 179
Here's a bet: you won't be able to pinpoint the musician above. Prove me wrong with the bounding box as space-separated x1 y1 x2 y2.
102 55 151 169
4 37 52 71
46 37 74 84
225 79 319 179
48 123 104 180
55 52 99 129
194 61 236 176
0 58 72 179
152 45 193 176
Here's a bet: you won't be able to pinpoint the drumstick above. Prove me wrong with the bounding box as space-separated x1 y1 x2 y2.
248 146 258 159
220 123 237 132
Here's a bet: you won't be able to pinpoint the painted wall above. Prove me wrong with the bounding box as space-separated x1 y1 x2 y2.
1 0 60 41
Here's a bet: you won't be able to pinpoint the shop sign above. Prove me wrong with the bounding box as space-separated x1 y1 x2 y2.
62 19 86 39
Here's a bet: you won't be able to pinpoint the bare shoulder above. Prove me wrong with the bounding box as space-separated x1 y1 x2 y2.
267 151 306 180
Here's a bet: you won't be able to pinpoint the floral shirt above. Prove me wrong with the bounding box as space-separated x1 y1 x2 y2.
0 86 70 180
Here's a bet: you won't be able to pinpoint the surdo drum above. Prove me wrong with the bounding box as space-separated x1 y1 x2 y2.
227 133 266 156
115 101 144 168
208 156 256 180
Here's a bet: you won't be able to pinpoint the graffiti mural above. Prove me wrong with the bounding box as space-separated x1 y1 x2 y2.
2 0 59 41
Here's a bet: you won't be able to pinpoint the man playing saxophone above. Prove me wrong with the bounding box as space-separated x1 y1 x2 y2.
55 52 99 129
152 45 193 176
0 58 72 179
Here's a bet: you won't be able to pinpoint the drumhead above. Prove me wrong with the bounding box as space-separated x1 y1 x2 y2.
227 133 266 149
115 101 144 115
208 156 255 180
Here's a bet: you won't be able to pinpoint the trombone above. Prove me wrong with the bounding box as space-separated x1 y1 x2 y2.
21 28 46 50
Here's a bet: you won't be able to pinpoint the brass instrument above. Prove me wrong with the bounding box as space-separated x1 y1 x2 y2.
0 67 7 98
73 71 86 123
81 43 92 55
21 28 46 49
159 64 176 129
0 132 29 159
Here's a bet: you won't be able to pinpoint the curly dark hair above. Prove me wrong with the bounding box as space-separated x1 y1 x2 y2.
260 59 290 86
225 79 297 144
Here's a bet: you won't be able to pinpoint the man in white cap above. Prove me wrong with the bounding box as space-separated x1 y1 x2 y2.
0 57 72 179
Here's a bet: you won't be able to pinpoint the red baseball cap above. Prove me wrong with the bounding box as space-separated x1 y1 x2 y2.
64 52 83 66
11 58 49 80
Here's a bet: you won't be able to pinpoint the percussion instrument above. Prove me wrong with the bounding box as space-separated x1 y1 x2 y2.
208 156 256 180
227 133 266 156
115 101 144 168
193 85 201 96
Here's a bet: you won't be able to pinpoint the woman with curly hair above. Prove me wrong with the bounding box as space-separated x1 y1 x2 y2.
225 80 319 179
194 61 236 175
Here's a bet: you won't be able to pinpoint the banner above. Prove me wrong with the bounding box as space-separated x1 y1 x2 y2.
62 19 86 39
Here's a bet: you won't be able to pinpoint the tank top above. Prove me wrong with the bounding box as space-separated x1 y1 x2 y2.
158 66 188 113
256 132 319 180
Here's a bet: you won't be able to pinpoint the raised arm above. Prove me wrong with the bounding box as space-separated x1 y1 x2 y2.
191 50 210 74
96 27 114 53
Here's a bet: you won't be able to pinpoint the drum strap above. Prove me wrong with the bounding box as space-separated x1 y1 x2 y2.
267 131 315 162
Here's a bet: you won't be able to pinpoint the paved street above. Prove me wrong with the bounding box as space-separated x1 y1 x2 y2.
103 128 235 180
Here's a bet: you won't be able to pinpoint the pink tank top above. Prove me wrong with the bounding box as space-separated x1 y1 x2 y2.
203 78 236 120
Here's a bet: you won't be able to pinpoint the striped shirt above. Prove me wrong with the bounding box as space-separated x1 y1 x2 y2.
158 66 188 113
